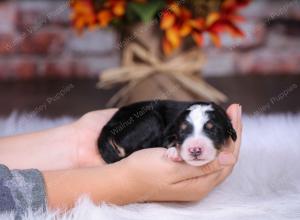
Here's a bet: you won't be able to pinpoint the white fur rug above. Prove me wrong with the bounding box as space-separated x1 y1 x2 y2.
0 113 300 220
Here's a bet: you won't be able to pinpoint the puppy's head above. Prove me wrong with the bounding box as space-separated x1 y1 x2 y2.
168 102 236 166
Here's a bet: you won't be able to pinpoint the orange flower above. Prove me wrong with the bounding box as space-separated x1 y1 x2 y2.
71 0 127 31
160 0 250 54
70 0 250 55
97 0 126 27
71 0 97 32
160 3 205 55
205 0 251 47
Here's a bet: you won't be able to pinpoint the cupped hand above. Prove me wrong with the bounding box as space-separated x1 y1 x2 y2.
72 103 242 203
119 104 242 203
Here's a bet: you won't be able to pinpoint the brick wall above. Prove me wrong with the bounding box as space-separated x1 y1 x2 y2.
202 0 300 76
0 0 120 80
0 0 299 80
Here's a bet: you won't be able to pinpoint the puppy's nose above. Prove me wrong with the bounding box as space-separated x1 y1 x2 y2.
188 147 202 157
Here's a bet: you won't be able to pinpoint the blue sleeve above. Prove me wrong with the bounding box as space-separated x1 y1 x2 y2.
0 164 46 218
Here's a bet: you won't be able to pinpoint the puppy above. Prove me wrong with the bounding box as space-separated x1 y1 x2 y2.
98 100 236 166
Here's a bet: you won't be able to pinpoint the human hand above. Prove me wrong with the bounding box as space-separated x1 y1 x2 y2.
72 109 117 168
119 104 242 203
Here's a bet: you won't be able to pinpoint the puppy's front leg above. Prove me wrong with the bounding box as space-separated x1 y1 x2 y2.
165 147 183 162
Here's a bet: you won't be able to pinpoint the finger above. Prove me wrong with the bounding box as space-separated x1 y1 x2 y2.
226 104 242 157
233 105 242 157
226 104 240 132
225 104 239 153
217 105 243 182
217 104 239 155
172 158 223 182
229 104 242 137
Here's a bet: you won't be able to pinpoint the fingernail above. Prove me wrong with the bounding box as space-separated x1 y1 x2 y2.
218 154 235 165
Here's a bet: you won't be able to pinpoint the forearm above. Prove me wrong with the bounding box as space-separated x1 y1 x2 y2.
43 162 134 210
0 123 77 170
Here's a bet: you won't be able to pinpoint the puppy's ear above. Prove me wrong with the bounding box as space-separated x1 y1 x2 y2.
210 102 237 142
227 122 237 141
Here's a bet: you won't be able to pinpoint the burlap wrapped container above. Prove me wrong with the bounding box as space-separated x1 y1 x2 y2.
98 23 227 107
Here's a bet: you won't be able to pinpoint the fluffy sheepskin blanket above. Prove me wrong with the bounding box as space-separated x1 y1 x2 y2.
0 113 299 220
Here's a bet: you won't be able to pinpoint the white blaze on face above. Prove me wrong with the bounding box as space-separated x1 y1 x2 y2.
179 104 217 166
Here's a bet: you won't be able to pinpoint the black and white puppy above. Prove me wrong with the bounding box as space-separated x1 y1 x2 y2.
98 100 237 166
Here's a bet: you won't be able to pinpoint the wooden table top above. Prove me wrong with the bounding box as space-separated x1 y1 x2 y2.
0 75 299 118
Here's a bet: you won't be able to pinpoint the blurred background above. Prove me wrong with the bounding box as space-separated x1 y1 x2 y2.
0 0 299 118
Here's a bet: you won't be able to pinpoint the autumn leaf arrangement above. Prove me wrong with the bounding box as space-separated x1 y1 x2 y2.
71 0 250 55
70 0 251 107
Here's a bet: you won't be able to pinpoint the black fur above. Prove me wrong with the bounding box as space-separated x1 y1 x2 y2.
98 100 236 163
205 103 237 149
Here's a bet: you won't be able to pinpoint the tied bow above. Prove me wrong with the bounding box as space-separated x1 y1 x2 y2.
97 43 227 107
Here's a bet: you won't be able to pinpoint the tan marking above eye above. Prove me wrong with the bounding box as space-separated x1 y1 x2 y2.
180 122 188 130
205 122 214 129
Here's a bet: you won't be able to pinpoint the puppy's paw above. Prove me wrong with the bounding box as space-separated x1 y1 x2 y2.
165 147 183 162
